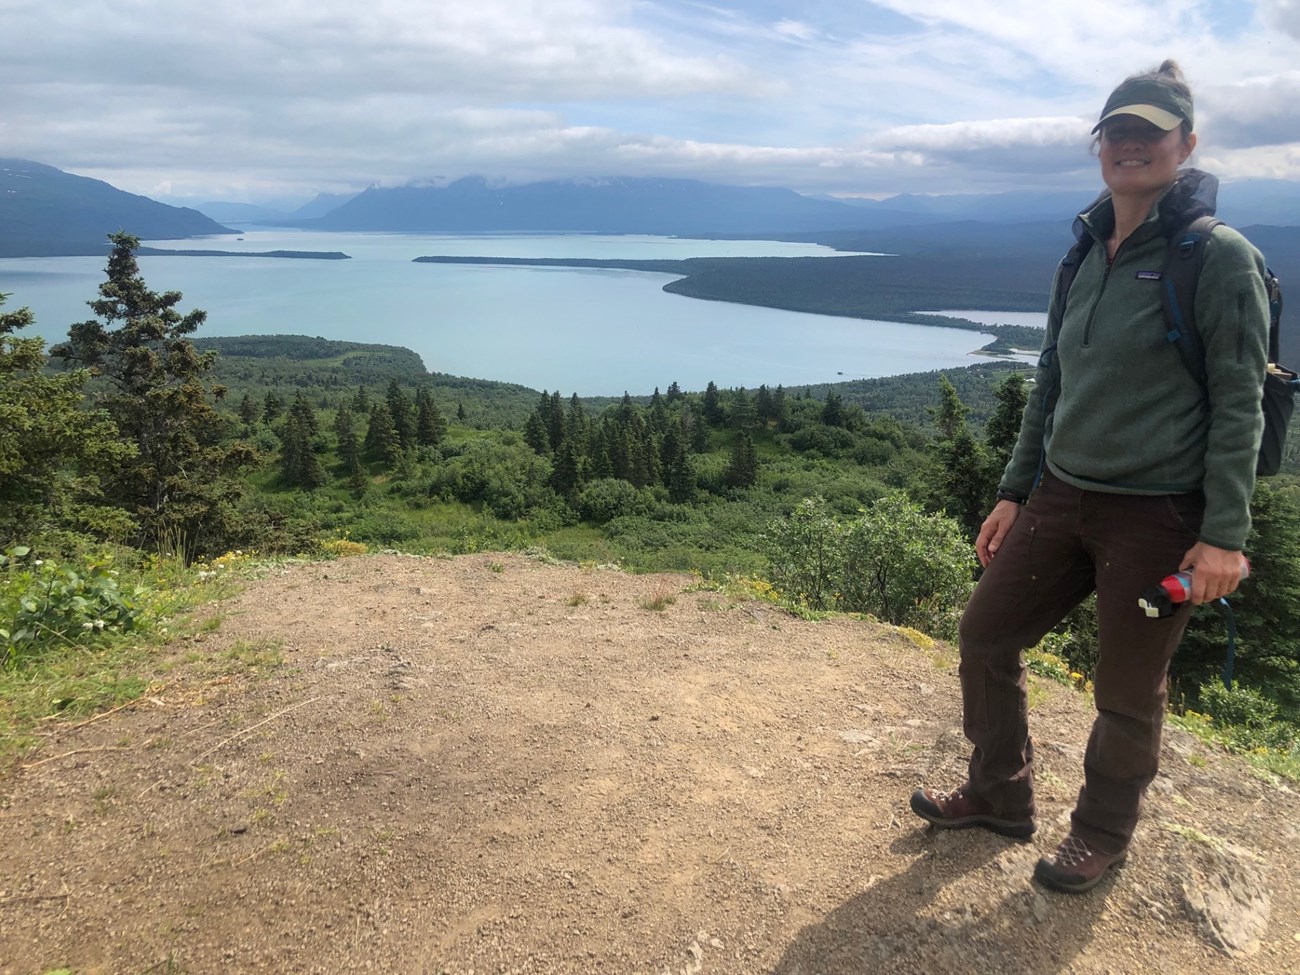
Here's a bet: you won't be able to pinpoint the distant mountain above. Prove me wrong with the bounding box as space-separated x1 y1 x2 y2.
0 159 236 257
295 176 935 235
194 201 290 224
290 192 358 220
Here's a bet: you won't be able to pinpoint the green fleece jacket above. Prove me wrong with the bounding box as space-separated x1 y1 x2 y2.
1001 175 1270 551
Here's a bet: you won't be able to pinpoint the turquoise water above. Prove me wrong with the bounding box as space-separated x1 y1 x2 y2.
2 231 994 396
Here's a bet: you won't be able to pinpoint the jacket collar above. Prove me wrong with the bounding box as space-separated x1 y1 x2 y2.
1073 168 1219 248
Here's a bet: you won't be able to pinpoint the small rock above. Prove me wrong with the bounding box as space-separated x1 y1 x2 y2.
1031 893 1050 922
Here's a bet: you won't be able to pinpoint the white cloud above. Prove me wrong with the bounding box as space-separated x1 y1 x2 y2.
3 0 1299 200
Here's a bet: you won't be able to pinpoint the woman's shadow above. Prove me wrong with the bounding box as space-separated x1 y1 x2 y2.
768 825 1113 975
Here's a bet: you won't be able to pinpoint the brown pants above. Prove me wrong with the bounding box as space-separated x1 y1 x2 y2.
958 470 1204 855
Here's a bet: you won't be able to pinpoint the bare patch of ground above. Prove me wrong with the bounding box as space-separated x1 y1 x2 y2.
1 552 1296 974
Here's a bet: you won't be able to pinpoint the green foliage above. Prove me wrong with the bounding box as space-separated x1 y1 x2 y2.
724 431 759 489
577 478 652 524
838 493 975 635
762 497 845 609
49 234 256 558
0 546 143 667
1173 681 1300 780
762 494 975 634
0 293 135 549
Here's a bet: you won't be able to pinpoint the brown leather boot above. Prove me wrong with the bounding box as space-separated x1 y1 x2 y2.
1033 833 1127 893
909 784 1035 839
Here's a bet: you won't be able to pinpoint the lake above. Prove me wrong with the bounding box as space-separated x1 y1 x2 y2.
2 231 999 397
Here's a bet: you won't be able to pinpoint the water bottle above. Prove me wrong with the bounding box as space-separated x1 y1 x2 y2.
1138 560 1251 619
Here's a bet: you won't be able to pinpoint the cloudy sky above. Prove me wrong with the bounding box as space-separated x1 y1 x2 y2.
4 0 1300 205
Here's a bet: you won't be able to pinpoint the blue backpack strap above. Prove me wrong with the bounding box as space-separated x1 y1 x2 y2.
1055 236 1092 321
1160 215 1221 387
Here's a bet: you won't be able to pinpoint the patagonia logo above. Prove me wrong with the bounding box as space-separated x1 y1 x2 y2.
1136 270 1163 281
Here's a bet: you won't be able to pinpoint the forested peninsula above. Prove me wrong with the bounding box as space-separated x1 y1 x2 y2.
136 248 351 260
412 254 1049 356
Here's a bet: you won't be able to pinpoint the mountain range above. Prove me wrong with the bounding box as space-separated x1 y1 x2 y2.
0 158 234 257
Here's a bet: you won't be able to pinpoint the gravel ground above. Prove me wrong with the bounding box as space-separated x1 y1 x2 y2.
1 552 1296 975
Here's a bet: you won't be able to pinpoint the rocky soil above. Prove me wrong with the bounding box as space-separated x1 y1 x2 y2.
1 552 1296 974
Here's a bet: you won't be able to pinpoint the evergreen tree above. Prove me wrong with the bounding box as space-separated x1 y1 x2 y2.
386 380 416 450
565 393 588 443
335 408 361 473
238 393 260 427
351 385 370 414
0 294 134 546
983 372 1029 493
772 385 788 428
524 411 551 455
702 381 723 426
1179 482 1300 700
415 386 446 447
289 391 319 438
660 425 695 503
550 435 587 501
685 403 709 453
547 390 565 450
364 403 402 465
755 385 775 425
929 375 970 440
822 392 845 428
724 431 759 489
665 381 683 404
50 233 255 556
456 402 466 422
922 377 988 538
262 391 285 423
729 387 757 430
280 411 325 489
933 427 988 538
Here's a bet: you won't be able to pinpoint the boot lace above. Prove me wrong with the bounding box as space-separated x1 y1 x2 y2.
1053 834 1093 869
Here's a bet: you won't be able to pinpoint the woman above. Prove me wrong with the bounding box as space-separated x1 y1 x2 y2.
909 61 1270 893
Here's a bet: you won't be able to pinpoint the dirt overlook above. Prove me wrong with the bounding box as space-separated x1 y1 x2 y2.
1 552 1297 975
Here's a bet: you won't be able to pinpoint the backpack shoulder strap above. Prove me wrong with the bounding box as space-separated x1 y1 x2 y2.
1055 235 1093 326
1161 215 1222 386
1266 267 1283 364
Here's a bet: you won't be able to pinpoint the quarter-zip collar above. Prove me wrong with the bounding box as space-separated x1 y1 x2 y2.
1073 168 1219 251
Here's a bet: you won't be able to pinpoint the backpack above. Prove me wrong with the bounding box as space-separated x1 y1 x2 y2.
1057 215 1296 476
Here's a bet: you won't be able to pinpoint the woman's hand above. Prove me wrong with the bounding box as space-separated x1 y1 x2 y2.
976 500 1022 568
1179 542 1248 603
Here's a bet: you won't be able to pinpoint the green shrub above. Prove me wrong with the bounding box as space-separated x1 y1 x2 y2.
0 546 144 667
1197 681 1294 749
761 497 844 610
838 492 974 635
577 478 653 524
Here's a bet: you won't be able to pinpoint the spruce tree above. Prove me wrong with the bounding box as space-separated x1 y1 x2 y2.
524 411 551 455
550 435 587 501
724 431 759 489
702 381 723 426
821 392 845 428
335 408 361 473
660 425 695 503
50 233 254 556
238 393 259 427
386 380 416 450
415 387 446 447
263 391 285 423
364 403 402 465
0 294 134 546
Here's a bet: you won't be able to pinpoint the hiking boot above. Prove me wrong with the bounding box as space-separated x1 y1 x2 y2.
1033 833 1127 893
909 784 1035 839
